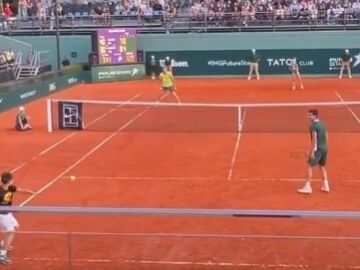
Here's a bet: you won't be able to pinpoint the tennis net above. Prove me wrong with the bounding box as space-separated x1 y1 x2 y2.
46 99 360 133
7 206 360 270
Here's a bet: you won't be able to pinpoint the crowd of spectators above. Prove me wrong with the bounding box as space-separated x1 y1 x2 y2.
0 49 16 70
190 0 360 25
2 0 359 28
0 0 180 29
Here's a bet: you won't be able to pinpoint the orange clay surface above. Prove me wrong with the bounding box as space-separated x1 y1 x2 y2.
0 77 360 270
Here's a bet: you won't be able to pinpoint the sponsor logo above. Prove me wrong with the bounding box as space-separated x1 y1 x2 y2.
267 58 314 67
267 58 296 67
62 103 81 128
97 68 139 79
208 60 249 67
20 90 36 100
49 82 57 92
353 53 360 68
67 77 78 85
298 60 314 67
329 57 342 71
159 59 189 68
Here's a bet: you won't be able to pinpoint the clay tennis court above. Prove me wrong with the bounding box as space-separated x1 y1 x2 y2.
1 77 360 270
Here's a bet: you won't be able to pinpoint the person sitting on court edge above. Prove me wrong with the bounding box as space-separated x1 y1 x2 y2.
15 107 32 131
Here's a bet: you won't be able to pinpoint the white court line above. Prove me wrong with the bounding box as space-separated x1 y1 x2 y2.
38 92 143 157
334 91 360 123
16 230 360 240
10 258 310 268
12 257 360 269
227 108 247 180
61 176 332 183
7 92 143 171
20 98 157 206
62 176 218 181
39 133 77 156
10 162 28 173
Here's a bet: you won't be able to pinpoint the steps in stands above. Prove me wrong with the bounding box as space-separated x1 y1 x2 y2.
18 65 39 79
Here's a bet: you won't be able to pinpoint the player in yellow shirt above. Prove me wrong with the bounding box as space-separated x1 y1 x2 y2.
159 66 181 103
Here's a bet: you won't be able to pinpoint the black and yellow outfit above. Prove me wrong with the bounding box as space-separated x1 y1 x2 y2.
160 70 174 91
0 185 19 232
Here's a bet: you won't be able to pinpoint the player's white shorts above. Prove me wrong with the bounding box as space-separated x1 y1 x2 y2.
0 213 19 232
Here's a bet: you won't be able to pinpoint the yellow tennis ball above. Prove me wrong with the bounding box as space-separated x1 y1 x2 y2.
70 175 76 181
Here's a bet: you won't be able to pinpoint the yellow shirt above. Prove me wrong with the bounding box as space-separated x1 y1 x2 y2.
160 71 173 87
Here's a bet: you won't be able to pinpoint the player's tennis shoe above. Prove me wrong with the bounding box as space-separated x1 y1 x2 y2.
0 254 11 265
297 183 312 194
321 180 330 193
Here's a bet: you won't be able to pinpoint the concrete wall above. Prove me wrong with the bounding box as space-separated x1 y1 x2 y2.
14 35 92 69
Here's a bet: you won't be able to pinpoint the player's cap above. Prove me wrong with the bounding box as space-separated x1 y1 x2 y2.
151 55 155 59
345 49 349 53
251 49 256 53
19 106 25 112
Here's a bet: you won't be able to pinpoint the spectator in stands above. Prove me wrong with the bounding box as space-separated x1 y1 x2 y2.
18 0 28 19
2 49 15 64
15 107 32 131
9 49 15 63
274 4 285 21
101 2 111 25
0 13 7 30
3 3 12 17
353 0 360 19
52 2 64 24
37 0 47 28
0 52 7 68
143 3 153 21
49 10 55 29
308 1 318 22
62 57 70 66
26 0 34 18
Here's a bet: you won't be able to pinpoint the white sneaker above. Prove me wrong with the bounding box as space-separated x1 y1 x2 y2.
349 75 352 79
297 183 312 194
321 180 330 193
247 77 251 80
339 75 342 79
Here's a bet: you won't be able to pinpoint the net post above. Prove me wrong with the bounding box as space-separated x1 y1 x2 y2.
237 106 242 132
46 99 53 133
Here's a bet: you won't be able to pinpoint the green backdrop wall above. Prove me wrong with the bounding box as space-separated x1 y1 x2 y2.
13 31 360 74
